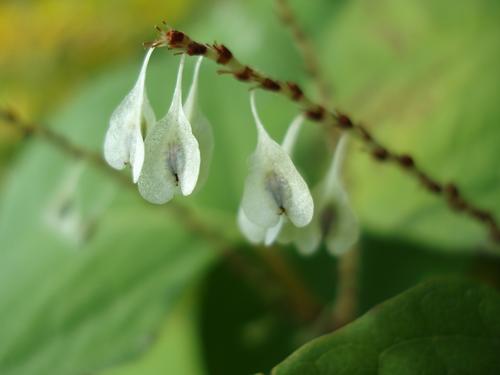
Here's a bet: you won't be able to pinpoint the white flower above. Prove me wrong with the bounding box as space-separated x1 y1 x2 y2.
104 48 156 183
184 56 214 189
238 92 313 245
44 162 115 247
286 134 359 256
138 55 201 204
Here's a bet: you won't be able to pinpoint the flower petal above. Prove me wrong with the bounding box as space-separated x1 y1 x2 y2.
184 57 214 188
237 207 266 244
321 134 360 255
137 117 177 204
142 93 156 136
183 57 202 120
264 216 285 246
284 134 359 256
241 92 314 229
294 220 322 256
104 48 154 176
325 197 359 256
44 163 86 246
322 133 349 195
129 124 145 183
138 55 200 204
281 115 304 155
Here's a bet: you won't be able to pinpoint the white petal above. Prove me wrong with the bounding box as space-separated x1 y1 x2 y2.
295 224 322 256
184 57 214 188
142 93 156 136
241 154 283 228
325 197 359 256
280 186 323 255
286 134 359 256
281 115 304 155
44 163 86 246
238 207 285 246
184 56 203 120
130 125 144 183
138 55 200 204
242 93 313 229
190 113 214 189
322 134 360 255
237 207 266 244
323 133 349 194
264 216 285 246
104 48 154 175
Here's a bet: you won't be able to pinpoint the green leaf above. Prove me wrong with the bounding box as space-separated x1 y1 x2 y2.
271 279 500 374
319 0 500 250
99 291 205 375
379 337 500 374
358 232 474 313
199 257 300 375
0 201 215 375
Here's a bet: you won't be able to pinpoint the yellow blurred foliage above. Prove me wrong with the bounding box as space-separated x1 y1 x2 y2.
0 0 193 117
0 0 193 159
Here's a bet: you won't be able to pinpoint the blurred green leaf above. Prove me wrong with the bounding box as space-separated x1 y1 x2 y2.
320 0 500 250
199 256 300 375
272 279 500 374
0 53 220 375
358 232 473 313
0 201 215 375
99 291 205 375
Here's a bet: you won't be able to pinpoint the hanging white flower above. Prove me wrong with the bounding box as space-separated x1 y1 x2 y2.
44 162 115 247
238 92 313 245
288 134 359 256
104 48 156 183
138 55 201 204
184 56 214 189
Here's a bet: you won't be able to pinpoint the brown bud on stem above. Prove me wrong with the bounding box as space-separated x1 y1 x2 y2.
213 44 232 64
186 42 207 56
166 30 185 47
261 79 281 91
287 82 303 101
372 147 389 161
337 113 353 129
306 106 325 121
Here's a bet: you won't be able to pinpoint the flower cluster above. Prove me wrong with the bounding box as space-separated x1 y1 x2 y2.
103 50 359 255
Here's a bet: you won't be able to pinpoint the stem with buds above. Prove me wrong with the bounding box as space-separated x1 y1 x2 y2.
145 26 500 245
